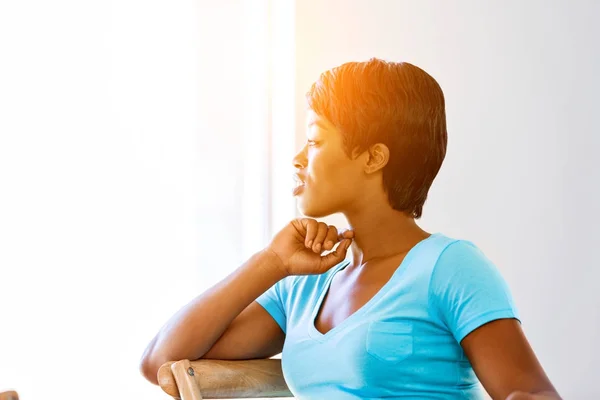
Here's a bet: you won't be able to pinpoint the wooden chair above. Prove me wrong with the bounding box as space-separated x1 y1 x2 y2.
158 358 293 399
0 391 18 400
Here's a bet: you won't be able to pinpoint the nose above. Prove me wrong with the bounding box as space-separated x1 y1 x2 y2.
292 146 307 170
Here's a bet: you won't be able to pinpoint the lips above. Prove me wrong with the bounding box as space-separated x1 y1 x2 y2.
293 173 306 195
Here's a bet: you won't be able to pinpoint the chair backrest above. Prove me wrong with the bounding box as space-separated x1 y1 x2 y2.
158 358 293 399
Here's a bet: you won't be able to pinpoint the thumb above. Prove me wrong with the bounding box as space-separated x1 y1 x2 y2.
318 239 352 271
337 229 355 241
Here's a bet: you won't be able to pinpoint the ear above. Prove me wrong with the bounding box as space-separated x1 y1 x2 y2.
364 143 390 174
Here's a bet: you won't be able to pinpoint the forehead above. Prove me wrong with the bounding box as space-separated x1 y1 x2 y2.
306 110 333 132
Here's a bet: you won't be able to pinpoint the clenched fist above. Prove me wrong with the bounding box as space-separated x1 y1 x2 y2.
266 218 354 277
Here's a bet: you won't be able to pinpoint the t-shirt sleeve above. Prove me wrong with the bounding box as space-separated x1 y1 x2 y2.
429 240 520 344
255 275 296 334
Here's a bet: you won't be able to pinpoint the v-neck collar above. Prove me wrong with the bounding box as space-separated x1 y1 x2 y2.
307 233 439 342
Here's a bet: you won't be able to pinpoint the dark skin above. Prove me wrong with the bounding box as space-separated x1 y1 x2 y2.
293 110 561 400
461 319 560 400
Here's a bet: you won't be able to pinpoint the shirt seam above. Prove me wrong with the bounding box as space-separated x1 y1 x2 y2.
455 308 519 342
427 238 462 330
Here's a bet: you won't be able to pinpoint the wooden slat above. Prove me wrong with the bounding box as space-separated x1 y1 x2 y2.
158 359 293 399
171 360 204 400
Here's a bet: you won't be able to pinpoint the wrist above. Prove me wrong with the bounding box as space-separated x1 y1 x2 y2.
257 248 289 280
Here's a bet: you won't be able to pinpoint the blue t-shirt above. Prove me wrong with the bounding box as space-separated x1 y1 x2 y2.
255 233 520 399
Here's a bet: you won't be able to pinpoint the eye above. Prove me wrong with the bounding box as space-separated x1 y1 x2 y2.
307 140 317 147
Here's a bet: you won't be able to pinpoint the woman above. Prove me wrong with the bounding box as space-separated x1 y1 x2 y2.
140 58 560 399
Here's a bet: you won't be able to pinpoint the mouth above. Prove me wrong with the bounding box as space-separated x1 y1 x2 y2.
293 174 306 196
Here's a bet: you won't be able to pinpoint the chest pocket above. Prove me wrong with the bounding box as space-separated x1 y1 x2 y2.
365 320 414 363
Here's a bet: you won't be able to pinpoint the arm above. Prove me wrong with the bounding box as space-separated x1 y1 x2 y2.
139 249 288 385
429 240 560 400
140 218 352 385
461 319 561 400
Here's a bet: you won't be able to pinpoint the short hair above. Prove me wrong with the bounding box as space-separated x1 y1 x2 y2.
306 58 447 219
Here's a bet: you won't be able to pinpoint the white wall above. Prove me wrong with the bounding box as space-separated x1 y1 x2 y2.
0 0 275 399
295 1 600 398
0 1 201 397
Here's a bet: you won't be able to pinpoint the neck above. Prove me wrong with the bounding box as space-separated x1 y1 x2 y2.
342 199 430 268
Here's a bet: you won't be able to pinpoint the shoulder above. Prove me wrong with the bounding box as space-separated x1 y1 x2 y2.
428 235 519 321
428 236 520 343
431 236 497 280
428 234 515 307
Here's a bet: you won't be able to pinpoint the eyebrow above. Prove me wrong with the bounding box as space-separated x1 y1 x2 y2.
307 120 328 131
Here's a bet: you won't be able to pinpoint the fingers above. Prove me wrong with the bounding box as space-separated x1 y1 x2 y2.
311 222 329 253
322 227 339 251
505 392 536 400
300 218 354 253
319 239 352 270
303 219 318 248
337 229 355 241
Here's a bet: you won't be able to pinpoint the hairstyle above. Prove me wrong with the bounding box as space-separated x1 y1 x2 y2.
306 58 447 219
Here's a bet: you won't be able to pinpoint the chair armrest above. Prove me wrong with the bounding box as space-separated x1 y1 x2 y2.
158 358 293 399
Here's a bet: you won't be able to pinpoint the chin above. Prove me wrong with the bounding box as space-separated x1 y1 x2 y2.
299 209 329 219
297 197 336 219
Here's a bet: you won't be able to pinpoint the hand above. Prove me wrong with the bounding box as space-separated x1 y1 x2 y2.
266 218 354 276
506 391 562 400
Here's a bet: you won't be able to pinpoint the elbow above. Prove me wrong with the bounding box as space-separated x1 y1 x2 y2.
139 334 202 386
139 355 161 385
139 338 164 386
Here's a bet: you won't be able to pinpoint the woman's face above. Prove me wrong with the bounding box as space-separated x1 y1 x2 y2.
292 110 366 218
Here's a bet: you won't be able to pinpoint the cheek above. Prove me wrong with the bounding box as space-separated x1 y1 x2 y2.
308 150 341 182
